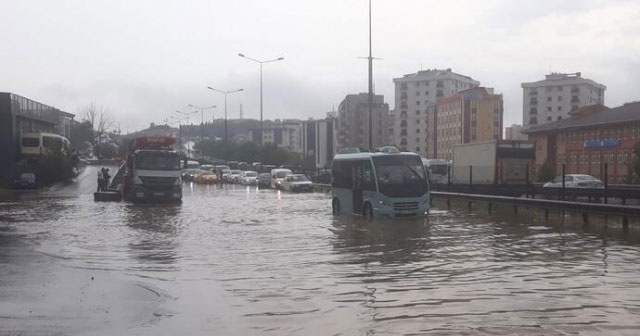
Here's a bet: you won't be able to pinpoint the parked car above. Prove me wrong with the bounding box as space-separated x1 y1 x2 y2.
194 171 219 184
543 174 604 188
258 173 271 188
281 174 313 192
182 168 203 182
241 171 258 185
13 172 36 189
225 170 242 183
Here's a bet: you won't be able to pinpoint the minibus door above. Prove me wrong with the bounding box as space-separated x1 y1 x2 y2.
352 163 363 214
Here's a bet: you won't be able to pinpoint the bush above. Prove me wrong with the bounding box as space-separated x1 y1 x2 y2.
33 149 77 187
536 159 555 182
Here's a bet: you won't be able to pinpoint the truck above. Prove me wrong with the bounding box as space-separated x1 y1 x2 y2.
422 158 450 185
121 137 182 202
451 140 535 184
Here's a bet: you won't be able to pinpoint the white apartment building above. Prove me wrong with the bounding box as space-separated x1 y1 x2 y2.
393 68 480 156
522 72 606 128
337 93 391 150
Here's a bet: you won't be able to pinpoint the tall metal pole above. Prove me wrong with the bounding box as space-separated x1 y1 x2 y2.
260 62 263 145
224 93 228 142
367 0 373 151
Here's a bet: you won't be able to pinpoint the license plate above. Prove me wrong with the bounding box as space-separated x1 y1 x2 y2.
153 192 164 196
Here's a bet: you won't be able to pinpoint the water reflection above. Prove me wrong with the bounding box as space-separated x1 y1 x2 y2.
124 204 182 269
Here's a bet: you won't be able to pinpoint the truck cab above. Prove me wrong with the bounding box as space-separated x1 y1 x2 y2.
122 137 182 202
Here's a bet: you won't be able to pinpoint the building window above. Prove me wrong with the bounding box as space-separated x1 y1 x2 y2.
416 128 420 133
557 116 562 120
416 110 420 115
416 147 420 152
547 106 552 112
557 86 563 92
547 116 552 121
530 107 538 115
557 96 562 101
557 106 562 111
417 101 421 105
416 91 420 96
547 97 552 102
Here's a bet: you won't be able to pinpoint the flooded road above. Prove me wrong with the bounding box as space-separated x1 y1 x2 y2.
2 167 640 335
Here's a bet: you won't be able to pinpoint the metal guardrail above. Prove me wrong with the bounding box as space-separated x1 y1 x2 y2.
432 191 639 228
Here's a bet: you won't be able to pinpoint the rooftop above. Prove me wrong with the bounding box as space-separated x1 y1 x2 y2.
523 102 640 134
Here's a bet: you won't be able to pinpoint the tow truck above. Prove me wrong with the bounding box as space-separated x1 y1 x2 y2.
117 136 182 203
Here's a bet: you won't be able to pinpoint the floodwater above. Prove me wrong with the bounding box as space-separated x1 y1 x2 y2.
2 167 640 335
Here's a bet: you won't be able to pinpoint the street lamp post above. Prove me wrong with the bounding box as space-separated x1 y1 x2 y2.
176 110 197 157
238 53 284 145
207 87 243 143
188 104 217 159
170 115 188 156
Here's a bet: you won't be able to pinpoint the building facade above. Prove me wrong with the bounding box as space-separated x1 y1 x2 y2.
505 124 528 141
337 93 391 150
0 92 74 186
429 87 503 160
524 102 640 183
393 68 480 155
522 72 606 128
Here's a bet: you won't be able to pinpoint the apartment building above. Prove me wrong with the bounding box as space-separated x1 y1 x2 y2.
522 72 606 128
337 93 391 150
431 87 503 160
505 124 528 141
393 68 480 155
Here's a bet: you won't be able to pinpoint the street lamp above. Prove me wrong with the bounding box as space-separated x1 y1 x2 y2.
176 110 197 157
188 104 217 154
207 87 243 142
238 53 284 145
170 115 188 155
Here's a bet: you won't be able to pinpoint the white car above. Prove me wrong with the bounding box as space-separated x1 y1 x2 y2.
543 174 604 188
281 174 313 192
241 171 258 185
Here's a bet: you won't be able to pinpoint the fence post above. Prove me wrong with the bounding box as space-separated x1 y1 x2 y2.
469 165 473 191
561 164 566 201
525 163 530 198
604 163 608 204
447 165 451 191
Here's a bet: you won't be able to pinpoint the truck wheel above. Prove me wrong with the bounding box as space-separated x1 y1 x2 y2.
332 198 341 215
363 203 373 220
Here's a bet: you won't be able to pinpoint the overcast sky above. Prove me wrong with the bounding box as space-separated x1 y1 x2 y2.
2 0 639 132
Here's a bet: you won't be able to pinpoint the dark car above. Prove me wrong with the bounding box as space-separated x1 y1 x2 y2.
258 173 271 188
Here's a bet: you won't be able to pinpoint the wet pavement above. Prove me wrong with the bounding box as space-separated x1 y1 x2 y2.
2 166 640 335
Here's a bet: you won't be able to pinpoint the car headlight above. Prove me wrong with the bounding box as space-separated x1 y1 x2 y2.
377 199 391 207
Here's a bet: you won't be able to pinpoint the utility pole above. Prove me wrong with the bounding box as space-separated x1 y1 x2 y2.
368 0 373 151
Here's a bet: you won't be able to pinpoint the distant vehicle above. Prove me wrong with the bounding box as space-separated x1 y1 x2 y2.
13 172 36 189
270 168 293 189
184 160 201 169
257 173 271 188
21 132 72 156
331 146 430 219
227 161 239 169
422 158 450 184
225 170 242 183
200 164 215 171
282 174 313 192
181 168 203 182
194 171 219 184
241 171 258 185
451 140 535 184
543 174 604 188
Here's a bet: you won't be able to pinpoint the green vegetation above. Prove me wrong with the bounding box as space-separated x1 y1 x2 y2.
536 159 555 182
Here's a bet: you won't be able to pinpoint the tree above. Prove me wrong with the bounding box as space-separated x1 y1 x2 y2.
537 158 555 182
81 103 114 145
69 120 94 150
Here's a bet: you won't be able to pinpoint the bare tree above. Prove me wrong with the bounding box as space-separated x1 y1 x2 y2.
80 103 114 145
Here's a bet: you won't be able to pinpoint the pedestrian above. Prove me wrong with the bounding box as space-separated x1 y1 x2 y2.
103 168 111 191
97 168 104 192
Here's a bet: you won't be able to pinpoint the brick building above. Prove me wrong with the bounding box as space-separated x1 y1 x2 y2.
523 102 640 183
